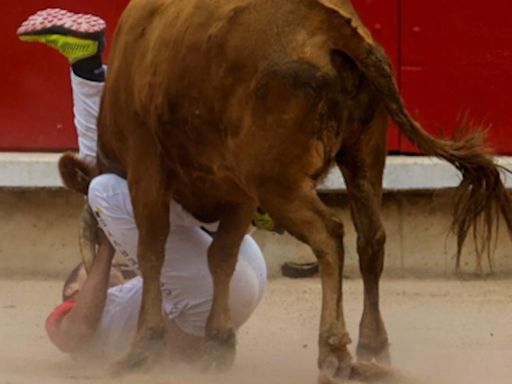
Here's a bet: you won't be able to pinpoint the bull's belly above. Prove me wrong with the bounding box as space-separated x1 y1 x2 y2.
173 173 255 223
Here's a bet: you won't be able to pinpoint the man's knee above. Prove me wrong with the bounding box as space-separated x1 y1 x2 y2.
229 259 263 328
239 235 267 286
88 173 128 211
231 235 267 325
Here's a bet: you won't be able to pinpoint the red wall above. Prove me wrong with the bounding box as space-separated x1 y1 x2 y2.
356 0 512 154
2 1 511 154
399 0 512 154
0 1 127 151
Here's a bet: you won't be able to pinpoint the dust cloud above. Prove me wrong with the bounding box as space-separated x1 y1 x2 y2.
1 278 511 383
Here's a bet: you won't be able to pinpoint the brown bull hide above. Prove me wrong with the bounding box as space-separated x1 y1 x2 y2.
84 0 512 381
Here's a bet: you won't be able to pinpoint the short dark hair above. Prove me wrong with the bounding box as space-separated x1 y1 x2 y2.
62 263 84 301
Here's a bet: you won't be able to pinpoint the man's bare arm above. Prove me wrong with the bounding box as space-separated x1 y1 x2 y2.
57 230 115 352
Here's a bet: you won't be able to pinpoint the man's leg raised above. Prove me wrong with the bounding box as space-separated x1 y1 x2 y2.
17 8 107 163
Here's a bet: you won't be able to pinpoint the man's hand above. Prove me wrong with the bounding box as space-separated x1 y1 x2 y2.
96 226 115 261
57 229 115 352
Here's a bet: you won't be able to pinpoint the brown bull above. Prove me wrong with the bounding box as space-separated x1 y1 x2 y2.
60 0 512 381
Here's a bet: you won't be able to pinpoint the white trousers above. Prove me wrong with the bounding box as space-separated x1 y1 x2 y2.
70 72 267 361
86 174 266 362
71 71 102 164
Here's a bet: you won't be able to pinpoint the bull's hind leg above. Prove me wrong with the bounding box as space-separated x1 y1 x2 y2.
201 202 257 371
115 157 173 371
261 185 352 382
337 110 390 365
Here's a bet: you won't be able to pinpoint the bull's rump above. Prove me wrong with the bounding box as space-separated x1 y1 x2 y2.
100 0 373 210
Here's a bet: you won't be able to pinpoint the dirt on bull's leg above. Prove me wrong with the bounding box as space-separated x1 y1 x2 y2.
112 326 167 375
199 203 256 372
111 149 173 373
260 184 354 384
337 125 391 366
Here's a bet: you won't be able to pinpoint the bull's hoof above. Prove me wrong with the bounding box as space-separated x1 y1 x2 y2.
356 341 391 366
112 327 166 374
112 347 150 375
317 333 354 383
349 362 404 383
318 362 401 384
199 328 236 372
318 351 353 384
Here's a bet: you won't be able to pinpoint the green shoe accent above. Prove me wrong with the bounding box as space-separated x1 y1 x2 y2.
253 210 278 232
19 34 99 63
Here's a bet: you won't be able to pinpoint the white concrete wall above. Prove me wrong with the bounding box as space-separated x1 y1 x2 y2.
1 188 511 279
0 153 63 187
3 152 512 190
2 152 512 278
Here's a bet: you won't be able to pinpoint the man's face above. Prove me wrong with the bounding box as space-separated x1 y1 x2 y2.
63 264 126 301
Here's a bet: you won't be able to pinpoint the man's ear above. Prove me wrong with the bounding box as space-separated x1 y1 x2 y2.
64 282 80 300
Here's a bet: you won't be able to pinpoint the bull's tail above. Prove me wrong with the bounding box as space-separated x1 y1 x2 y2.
319 1 512 271
58 152 98 195
385 96 512 273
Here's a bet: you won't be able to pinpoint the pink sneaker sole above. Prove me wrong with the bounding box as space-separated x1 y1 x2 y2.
17 8 106 39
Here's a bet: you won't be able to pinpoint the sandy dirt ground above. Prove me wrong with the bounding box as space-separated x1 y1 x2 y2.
1 277 511 384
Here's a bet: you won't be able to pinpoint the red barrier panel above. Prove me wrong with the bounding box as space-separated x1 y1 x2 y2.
400 0 512 154
0 1 128 151
2 1 511 155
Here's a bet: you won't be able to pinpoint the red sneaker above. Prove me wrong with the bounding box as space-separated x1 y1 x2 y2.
17 8 106 62
17 8 106 39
